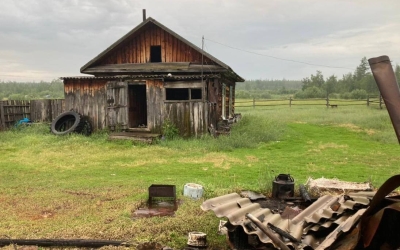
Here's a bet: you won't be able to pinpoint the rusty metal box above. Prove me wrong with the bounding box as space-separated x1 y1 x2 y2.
148 184 176 201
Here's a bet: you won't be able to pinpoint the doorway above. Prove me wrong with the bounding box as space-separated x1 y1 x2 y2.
128 84 147 128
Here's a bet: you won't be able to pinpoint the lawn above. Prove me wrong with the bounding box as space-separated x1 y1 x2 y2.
0 105 398 249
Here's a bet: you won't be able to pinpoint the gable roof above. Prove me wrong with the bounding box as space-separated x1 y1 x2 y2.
80 17 244 81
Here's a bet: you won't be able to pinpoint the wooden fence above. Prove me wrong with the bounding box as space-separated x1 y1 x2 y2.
0 99 65 130
235 96 384 109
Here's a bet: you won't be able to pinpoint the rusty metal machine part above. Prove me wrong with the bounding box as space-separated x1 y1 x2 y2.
368 55 400 143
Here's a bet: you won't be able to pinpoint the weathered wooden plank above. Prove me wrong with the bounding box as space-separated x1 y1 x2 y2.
145 28 150 63
129 39 133 63
156 25 160 46
160 29 166 62
0 101 6 129
167 33 173 62
172 34 177 62
134 36 139 64
164 81 203 88
140 32 144 63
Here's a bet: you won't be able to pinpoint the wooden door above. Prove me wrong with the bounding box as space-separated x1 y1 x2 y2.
128 84 147 128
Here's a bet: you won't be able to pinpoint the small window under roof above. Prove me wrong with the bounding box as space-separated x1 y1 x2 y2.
150 46 162 63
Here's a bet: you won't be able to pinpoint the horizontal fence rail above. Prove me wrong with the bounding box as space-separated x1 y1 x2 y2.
0 99 65 130
235 96 384 109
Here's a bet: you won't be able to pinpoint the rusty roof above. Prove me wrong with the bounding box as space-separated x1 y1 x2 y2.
201 191 375 249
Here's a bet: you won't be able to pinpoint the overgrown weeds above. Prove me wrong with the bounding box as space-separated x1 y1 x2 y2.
0 106 398 249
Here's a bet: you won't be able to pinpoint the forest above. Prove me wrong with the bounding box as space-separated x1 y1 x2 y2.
0 79 64 100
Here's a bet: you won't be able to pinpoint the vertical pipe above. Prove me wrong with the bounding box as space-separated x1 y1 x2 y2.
142 9 146 22
368 55 400 143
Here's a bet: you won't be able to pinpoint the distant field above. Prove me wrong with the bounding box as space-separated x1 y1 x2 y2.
0 105 398 249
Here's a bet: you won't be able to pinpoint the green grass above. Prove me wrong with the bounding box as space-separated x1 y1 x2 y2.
0 106 398 249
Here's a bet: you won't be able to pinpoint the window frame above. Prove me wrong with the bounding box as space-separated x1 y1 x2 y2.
164 82 204 103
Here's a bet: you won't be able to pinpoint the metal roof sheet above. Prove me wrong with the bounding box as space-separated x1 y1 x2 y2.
83 63 226 74
61 74 220 81
201 191 375 249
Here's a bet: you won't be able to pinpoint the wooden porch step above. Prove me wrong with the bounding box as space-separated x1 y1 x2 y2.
108 132 161 143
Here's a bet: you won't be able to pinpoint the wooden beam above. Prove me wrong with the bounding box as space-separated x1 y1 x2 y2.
0 238 131 248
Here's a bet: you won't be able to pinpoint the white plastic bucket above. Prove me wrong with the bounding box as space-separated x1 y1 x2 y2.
183 183 204 199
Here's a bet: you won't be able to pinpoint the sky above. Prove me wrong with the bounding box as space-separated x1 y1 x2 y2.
0 0 399 82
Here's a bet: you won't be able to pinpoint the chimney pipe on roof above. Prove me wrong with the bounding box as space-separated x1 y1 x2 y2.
143 9 146 22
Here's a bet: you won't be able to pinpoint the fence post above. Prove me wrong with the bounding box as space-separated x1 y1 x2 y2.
367 96 370 107
289 97 292 108
253 97 255 109
379 94 383 109
0 101 5 130
326 97 330 108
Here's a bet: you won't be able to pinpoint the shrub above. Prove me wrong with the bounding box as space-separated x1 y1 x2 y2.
162 119 179 139
294 86 325 99
350 89 367 99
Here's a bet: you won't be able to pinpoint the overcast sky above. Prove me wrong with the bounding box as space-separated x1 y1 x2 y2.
0 0 399 82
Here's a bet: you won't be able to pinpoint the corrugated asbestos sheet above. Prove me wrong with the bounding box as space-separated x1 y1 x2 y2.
201 192 375 250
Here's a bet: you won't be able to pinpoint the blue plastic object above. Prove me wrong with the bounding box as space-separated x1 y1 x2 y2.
15 117 31 127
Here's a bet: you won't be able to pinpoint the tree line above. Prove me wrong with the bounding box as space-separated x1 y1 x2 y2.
237 57 400 100
0 79 64 100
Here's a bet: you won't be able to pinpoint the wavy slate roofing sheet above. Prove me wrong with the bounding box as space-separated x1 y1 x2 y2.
201 192 375 249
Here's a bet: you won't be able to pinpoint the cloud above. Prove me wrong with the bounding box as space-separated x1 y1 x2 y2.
0 0 399 81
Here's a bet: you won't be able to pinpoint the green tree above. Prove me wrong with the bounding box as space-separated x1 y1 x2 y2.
324 75 337 97
301 71 325 90
354 57 369 82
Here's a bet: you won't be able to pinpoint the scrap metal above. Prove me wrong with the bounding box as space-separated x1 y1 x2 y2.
368 55 400 143
201 191 374 249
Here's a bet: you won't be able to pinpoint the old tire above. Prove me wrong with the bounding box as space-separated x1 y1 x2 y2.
75 116 92 136
51 111 82 135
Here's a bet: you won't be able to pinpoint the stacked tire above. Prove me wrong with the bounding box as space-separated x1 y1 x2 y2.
51 111 92 136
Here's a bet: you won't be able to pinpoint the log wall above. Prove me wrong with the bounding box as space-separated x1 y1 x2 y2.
64 79 108 130
63 77 217 135
165 101 207 137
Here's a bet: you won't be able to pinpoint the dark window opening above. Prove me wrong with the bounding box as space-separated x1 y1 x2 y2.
166 88 189 100
191 89 202 99
150 46 162 62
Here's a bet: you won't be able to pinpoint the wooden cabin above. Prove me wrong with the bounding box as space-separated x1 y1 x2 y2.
62 17 244 137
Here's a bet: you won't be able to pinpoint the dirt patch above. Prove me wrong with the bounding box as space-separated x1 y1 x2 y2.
245 155 259 162
178 153 243 170
308 142 348 153
64 190 97 199
132 200 182 218
337 123 376 135
29 210 55 220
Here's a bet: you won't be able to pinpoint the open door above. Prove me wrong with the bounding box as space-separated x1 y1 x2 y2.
128 84 147 128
